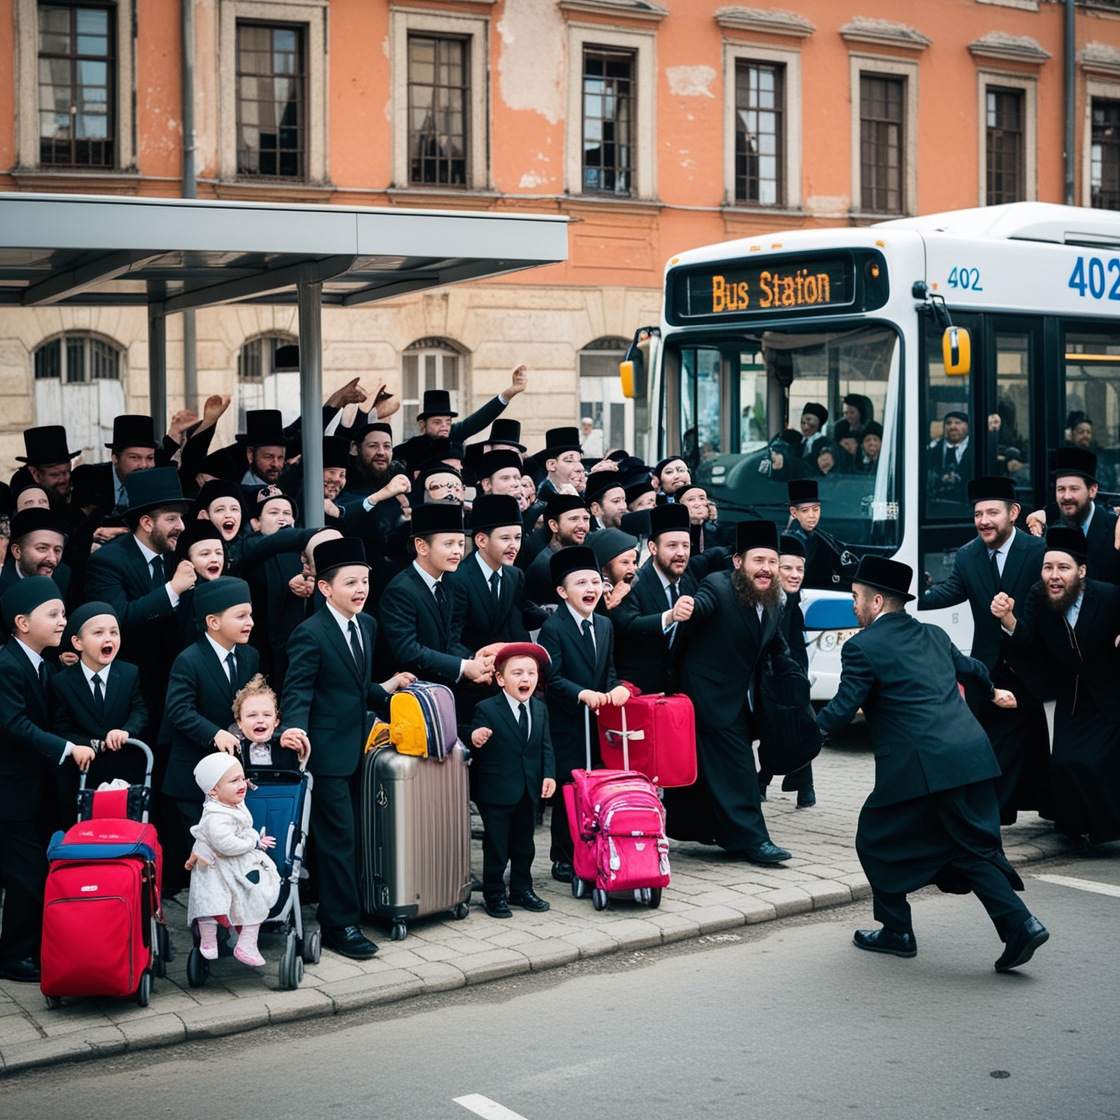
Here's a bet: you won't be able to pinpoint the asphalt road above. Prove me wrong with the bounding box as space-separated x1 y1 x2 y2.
4 851 1117 1120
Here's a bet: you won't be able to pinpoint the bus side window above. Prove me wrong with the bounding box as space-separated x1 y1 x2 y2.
681 348 722 463
1064 330 1120 496
993 331 1032 507
923 318 975 519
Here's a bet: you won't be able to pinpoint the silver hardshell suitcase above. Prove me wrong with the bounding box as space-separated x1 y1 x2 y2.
358 742 472 940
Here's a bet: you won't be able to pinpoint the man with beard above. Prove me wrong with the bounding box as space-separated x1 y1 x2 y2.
612 503 696 693
1023 447 1120 584
817 556 1046 972
920 477 1048 824
238 410 289 496
10 426 82 528
666 518 799 864
994 527 1120 846
585 472 628 531
0 509 71 602
524 494 591 606
320 435 350 510
345 422 397 497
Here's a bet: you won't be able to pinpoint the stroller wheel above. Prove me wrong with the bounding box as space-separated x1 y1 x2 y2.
647 887 662 909
571 877 588 900
152 953 167 980
453 902 470 921
186 947 208 989
279 932 302 990
158 923 174 964
136 970 152 1007
44 995 63 1010
592 888 608 911
301 928 322 965
390 921 407 942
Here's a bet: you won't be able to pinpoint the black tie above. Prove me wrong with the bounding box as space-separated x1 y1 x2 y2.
37 661 48 692
518 702 529 742
150 555 164 587
490 569 501 610
989 549 1001 593
668 581 680 609
581 618 596 663
434 581 446 615
225 650 238 686
91 672 105 719
348 619 364 671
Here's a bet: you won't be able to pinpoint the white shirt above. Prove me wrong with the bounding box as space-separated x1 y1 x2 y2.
133 535 179 608
566 603 596 650
412 561 467 681
988 528 1017 578
503 690 532 738
1081 502 1096 536
14 638 75 762
475 549 501 588
945 436 969 465
205 634 239 681
79 659 112 698
325 601 362 652
114 471 127 509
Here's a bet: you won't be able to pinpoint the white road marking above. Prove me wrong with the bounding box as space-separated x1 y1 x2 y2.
1035 873 1120 899
453 1095 531 1120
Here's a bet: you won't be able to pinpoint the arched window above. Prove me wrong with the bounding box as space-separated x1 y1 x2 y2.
579 336 632 457
236 332 299 431
401 337 468 434
33 332 125 461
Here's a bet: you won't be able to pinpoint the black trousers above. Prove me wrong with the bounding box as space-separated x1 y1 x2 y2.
0 818 47 964
308 775 361 929
478 792 537 896
694 716 771 851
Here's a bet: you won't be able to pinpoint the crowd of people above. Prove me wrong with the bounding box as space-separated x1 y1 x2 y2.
0 366 1111 982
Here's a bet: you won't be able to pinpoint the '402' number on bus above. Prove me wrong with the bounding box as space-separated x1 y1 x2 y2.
1068 256 1120 301
947 267 983 291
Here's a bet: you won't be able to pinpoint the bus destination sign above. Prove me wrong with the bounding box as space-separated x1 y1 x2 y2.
674 255 855 321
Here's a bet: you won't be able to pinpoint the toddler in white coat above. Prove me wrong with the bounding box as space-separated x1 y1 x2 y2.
187 752 281 966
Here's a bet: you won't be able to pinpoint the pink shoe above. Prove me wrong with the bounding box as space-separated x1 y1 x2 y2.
198 919 218 960
233 943 266 967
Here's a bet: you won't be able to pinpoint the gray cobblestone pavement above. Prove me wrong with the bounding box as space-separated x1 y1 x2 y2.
0 731 1080 1076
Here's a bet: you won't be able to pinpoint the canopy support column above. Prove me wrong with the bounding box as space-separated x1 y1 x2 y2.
298 265 324 529
148 304 167 437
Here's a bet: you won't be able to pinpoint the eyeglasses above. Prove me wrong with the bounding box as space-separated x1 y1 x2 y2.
427 481 463 494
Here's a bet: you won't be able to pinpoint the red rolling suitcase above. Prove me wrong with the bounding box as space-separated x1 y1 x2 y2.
596 684 697 788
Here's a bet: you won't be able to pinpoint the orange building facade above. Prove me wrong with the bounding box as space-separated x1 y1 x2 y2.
2 0 1120 468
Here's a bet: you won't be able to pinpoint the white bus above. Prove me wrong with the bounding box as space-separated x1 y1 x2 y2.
623 203 1120 698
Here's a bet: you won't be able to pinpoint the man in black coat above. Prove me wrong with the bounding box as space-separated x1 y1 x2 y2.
667 519 799 865
524 493 592 605
995 527 1120 846
0 577 96 982
611 503 697 694
818 556 1048 972
77 414 163 512
0 508 73 630
926 411 973 509
282 538 413 961
921 476 1049 823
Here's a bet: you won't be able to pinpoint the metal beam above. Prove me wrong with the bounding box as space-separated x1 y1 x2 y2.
340 259 545 307
161 255 355 315
148 305 168 438
298 265 324 530
22 250 161 306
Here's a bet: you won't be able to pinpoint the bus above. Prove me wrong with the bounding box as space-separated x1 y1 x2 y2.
623 202 1120 698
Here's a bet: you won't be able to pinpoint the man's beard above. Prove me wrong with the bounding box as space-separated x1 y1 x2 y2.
731 565 781 611
17 556 56 580
1060 497 1091 528
1041 574 1083 614
359 461 391 487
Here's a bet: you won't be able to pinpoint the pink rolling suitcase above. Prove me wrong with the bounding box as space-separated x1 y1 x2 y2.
564 707 670 911
596 684 697 787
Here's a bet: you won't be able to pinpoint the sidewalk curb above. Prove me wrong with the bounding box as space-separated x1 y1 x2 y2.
0 837 1066 1079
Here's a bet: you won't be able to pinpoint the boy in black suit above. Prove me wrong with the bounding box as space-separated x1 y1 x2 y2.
538 546 628 882
470 643 556 918
50 601 150 822
282 537 415 962
0 577 96 982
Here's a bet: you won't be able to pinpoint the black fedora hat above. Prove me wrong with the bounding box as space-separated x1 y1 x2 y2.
10 507 69 544
123 466 188 517
967 476 1017 504
487 418 526 452
735 518 780 555
477 450 523 480
648 502 690 538
411 502 465 538
1045 526 1089 564
106 415 159 451
788 479 819 506
543 427 582 457
322 436 351 471
1050 446 1098 484
314 536 370 578
16 425 81 465
239 410 287 448
853 556 915 601
585 471 626 504
779 533 806 558
469 494 522 534
417 389 458 420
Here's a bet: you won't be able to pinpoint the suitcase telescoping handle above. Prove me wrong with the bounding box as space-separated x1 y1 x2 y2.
81 737 155 791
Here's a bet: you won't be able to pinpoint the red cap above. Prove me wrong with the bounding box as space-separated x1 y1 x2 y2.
494 642 551 673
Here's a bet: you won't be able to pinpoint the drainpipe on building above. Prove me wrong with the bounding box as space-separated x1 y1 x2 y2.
181 0 198 413
1065 0 1076 207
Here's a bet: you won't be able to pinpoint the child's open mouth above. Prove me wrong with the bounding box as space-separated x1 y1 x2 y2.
517 683 533 696
252 723 269 737
100 643 114 657
206 561 222 576
221 519 236 534
582 593 598 607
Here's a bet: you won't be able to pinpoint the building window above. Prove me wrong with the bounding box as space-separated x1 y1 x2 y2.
986 87 1024 205
860 74 904 214
37 3 114 168
401 340 463 433
407 35 469 188
236 333 300 429
582 48 634 196
1092 98 1120 211
735 60 783 206
236 23 305 179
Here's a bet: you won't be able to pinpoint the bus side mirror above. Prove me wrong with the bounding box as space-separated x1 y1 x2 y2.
620 358 637 399
942 326 971 376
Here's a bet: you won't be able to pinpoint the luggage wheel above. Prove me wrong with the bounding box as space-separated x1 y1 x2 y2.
592 888 609 911
571 878 588 900
390 921 408 941
136 970 152 1007
453 903 470 921
186 947 209 988
44 995 63 1010
279 931 303 990
301 928 322 965
647 887 662 909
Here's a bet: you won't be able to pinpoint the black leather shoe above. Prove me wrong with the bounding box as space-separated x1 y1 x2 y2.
482 895 512 919
797 785 817 808
853 927 917 958
0 957 41 983
321 924 379 960
995 916 1048 972
738 841 792 865
551 861 573 883
508 889 551 912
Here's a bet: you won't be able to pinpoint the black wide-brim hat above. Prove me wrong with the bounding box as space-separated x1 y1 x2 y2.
788 479 819 506
10 507 69 544
648 502 690 538
1045 526 1089 564
967 476 1018 504
106 415 159 451
487 418 526 452
313 536 370 577
1050 446 1098 484
417 389 458 420
238 410 287 448
16 425 81 465
411 502 465 537
542 427 582 457
853 555 915 601
477 449 523 480
585 471 626 504
735 518 780 555
469 493 522 533
123 466 188 516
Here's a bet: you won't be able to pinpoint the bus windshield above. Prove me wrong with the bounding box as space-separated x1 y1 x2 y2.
668 324 901 567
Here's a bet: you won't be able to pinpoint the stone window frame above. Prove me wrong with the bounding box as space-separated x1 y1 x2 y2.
389 6 490 192
218 0 328 185
722 39 802 210
14 0 135 172
1082 76 1120 209
564 21 658 202
849 53 920 219
976 70 1038 206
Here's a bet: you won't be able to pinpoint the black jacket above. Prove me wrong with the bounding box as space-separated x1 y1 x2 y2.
524 543 563 606
818 610 999 807
50 659 149 745
612 562 697 694
779 590 809 675
447 555 546 653
281 608 389 778
470 692 555 805
378 563 471 685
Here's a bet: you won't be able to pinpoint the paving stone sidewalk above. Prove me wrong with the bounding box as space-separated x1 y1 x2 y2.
0 735 1075 1076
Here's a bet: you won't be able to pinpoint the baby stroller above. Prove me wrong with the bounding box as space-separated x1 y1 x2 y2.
185 762 318 991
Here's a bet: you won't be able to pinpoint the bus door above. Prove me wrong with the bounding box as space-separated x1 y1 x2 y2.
1059 324 1120 499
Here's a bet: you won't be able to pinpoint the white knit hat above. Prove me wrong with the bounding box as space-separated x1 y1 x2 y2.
194 752 241 795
